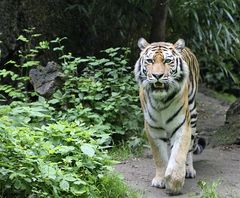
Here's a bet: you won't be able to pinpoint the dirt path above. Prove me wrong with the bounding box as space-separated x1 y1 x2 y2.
115 92 240 197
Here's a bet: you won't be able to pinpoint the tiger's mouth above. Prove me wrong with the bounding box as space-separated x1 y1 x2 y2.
152 82 166 90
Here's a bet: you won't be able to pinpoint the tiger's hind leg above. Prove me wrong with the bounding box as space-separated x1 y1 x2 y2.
186 151 196 178
185 129 197 178
186 99 198 178
186 137 206 178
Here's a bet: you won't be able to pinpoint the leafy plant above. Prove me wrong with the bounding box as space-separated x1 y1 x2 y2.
109 140 144 161
0 28 50 103
168 0 240 91
198 180 220 198
0 103 137 197
98 173 139 198
0 32 143 197
48 42 143 139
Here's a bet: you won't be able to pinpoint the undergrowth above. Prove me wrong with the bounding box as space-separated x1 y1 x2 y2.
0 30 142 197
109 139 145 161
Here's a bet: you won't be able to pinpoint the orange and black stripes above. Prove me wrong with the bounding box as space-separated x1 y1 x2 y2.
134 38 203 154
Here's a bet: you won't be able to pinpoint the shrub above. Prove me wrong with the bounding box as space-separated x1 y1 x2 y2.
168 0 240 91
0 28 49 103
0 32 142 197
0 104 134 197
0 31 143 140
49 41 143 139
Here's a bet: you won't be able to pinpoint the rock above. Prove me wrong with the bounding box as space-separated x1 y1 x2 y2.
210 98 240 146
29 61 64 97
226 98 240 125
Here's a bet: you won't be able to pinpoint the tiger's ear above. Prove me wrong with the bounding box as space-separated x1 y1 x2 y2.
174 39 185 53
138 38 149 50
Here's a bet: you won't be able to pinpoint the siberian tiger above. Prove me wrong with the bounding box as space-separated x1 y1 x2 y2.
134 38 206 194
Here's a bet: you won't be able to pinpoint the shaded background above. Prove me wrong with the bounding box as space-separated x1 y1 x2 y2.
0 0 239 93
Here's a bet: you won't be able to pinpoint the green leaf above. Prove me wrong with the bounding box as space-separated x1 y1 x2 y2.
17 35 29 43
80 144 95 157
37 41 50 49
14 179 24 190
22 61 40 68
70 185 86 196
104 61 115 66
48 99 60 104
64 174 76 182
56 146 75 154
5 60 17 65
60 180 69 192
39 163 57 180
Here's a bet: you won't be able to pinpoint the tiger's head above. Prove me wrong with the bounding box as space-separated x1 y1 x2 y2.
134 38 189 98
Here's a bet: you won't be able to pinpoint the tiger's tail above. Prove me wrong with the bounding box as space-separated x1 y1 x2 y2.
193 137 206 155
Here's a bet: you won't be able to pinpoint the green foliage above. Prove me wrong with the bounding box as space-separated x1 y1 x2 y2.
0 32 142 197
0 28 50 103
209 90 237 104
168 0 240 91
109 141 144 161
198 180 220 198
0 100 53 125
65 0 240 92
0 104 137 197
48 42 143 138
1 30 143 138
98 173 139 198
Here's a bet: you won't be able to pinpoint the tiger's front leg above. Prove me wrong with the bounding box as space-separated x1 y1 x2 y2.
145 124 168 189
164 123 191 195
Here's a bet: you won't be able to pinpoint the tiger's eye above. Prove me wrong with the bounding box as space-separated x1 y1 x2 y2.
164 59 172 64
146 58 154 64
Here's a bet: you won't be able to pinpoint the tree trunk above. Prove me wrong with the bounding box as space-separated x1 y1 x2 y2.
149 0 169 42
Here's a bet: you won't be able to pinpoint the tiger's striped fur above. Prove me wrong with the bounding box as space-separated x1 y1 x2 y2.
134 38 205 195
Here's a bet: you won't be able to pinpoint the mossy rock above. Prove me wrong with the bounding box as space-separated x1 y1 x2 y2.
210 98 240 146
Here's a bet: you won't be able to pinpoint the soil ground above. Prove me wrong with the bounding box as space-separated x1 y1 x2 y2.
115 91 240 198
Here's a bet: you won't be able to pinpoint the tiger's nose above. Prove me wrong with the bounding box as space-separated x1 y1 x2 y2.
152 73 164 80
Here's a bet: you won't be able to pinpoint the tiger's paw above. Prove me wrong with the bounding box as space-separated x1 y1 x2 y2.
164 174 184 195
151 176 165 189
164 167 185 195
186 166 196 178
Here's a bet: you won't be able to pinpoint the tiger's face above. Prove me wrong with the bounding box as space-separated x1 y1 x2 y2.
135 38 189 98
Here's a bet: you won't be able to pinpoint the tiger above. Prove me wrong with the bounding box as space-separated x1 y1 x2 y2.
134 38 206 195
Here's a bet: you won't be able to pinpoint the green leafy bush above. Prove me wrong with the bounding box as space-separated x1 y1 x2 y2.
0 104 135 197
168 0 240 91
0 28 49 103
48 42 143 139
1 31 143 139
0 32 142 197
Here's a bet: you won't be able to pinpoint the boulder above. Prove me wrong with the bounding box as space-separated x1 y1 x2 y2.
29 61 64 97
210 98 240 146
